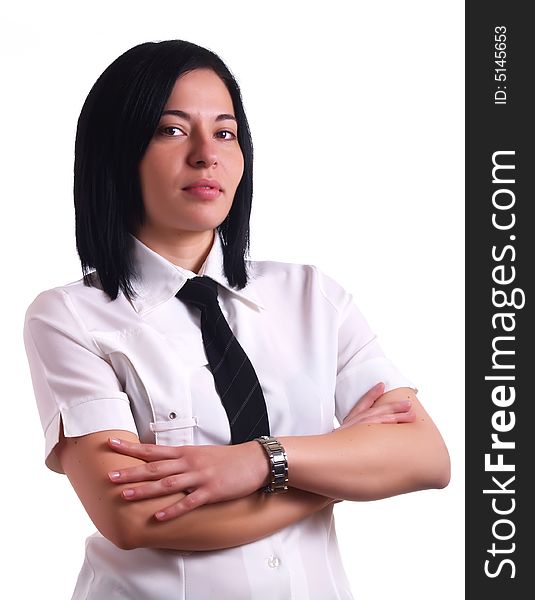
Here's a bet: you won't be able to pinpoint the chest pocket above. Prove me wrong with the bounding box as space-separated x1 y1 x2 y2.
94 324 208 446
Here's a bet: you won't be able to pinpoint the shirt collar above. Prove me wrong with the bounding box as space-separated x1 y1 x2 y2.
128 232 265 314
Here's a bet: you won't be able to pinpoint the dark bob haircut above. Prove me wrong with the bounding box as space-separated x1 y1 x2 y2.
74 39 254 302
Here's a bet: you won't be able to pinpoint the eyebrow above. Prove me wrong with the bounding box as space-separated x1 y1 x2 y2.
160 109 237 122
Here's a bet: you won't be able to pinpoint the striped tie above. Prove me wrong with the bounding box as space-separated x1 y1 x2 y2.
175 276 270 444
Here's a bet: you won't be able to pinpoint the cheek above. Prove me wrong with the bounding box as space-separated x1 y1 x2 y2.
232 151 245 185
139 154 167 198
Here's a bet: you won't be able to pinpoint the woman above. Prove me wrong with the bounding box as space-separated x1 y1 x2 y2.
23 39 450 599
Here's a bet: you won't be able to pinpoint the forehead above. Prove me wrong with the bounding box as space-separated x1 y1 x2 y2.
163 69 234 113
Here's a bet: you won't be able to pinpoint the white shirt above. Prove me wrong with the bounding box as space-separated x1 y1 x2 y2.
23 233 416 600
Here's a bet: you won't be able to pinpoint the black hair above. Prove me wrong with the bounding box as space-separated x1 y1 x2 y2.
74 40 254 302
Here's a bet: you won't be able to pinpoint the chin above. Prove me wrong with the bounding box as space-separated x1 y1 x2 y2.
181 213 231 233
173 221 223 235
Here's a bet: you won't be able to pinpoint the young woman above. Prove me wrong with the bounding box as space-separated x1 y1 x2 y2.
23 39 450 599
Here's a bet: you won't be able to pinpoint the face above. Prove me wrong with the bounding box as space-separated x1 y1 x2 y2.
138 68 244 239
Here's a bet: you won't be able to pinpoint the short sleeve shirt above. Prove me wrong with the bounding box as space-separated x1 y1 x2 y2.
23 233 416 600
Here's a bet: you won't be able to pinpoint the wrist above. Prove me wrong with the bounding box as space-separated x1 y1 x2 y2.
246 440 271 489
254 436 289 494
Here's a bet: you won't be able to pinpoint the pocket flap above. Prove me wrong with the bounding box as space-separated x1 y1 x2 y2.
150 416 198 433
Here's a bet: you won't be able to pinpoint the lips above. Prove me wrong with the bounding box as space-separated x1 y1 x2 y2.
182 178 222 191
182 178 223 200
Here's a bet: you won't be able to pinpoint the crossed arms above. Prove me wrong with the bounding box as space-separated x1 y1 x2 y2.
56 382 450 551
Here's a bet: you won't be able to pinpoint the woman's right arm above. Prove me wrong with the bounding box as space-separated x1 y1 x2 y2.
56 425 333 551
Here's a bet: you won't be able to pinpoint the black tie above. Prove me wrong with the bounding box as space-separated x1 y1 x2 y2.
176 276 270 444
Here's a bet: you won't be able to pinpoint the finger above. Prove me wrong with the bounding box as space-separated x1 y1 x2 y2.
379 408 417 424
373 400 412 416
349 393 375 416
339 402 415 428
339 415 386 428
154 488 211 521
108 458 186 484
345 382 385 417
363 381 385 401
108 437 182 461
121 472 199 501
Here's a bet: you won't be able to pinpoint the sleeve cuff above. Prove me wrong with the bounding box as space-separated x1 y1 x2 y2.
335 356 418 423
44 395 138 473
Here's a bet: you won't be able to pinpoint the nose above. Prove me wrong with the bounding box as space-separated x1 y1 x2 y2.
187 130 218 169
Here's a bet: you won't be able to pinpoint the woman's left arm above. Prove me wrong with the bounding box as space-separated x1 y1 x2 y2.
278 386 450 501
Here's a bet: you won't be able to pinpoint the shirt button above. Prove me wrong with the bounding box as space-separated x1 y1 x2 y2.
267 555 280 568
169 412 177 419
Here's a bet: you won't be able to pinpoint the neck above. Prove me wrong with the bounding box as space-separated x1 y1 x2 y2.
134 228 215 273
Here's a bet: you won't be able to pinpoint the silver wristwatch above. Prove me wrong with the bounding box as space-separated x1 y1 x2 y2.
255 435 289 493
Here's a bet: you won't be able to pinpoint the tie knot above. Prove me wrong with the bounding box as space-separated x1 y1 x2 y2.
175 276 219 310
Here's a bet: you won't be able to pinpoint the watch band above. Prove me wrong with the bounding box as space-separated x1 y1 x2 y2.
254 435 289 493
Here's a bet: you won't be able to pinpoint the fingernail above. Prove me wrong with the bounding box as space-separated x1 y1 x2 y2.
122 489 135 498
155 511 166 520
108 471 121 481
109 438 121 445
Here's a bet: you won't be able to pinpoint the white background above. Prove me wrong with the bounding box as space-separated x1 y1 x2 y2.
2 1 464 598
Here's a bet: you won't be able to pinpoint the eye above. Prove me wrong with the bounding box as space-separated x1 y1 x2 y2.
159 125 185 137
215 130 237 140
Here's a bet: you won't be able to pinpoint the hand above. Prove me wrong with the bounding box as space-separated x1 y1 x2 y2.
336 382 415 430
107 438 270 521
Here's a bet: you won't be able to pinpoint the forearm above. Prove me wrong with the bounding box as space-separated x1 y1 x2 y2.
122 438 333 550
279 389 450 501
132 487 334 551
58 429 334 553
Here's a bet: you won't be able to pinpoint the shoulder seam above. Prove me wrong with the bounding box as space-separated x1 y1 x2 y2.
59 289 106 358
312 264 342 315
